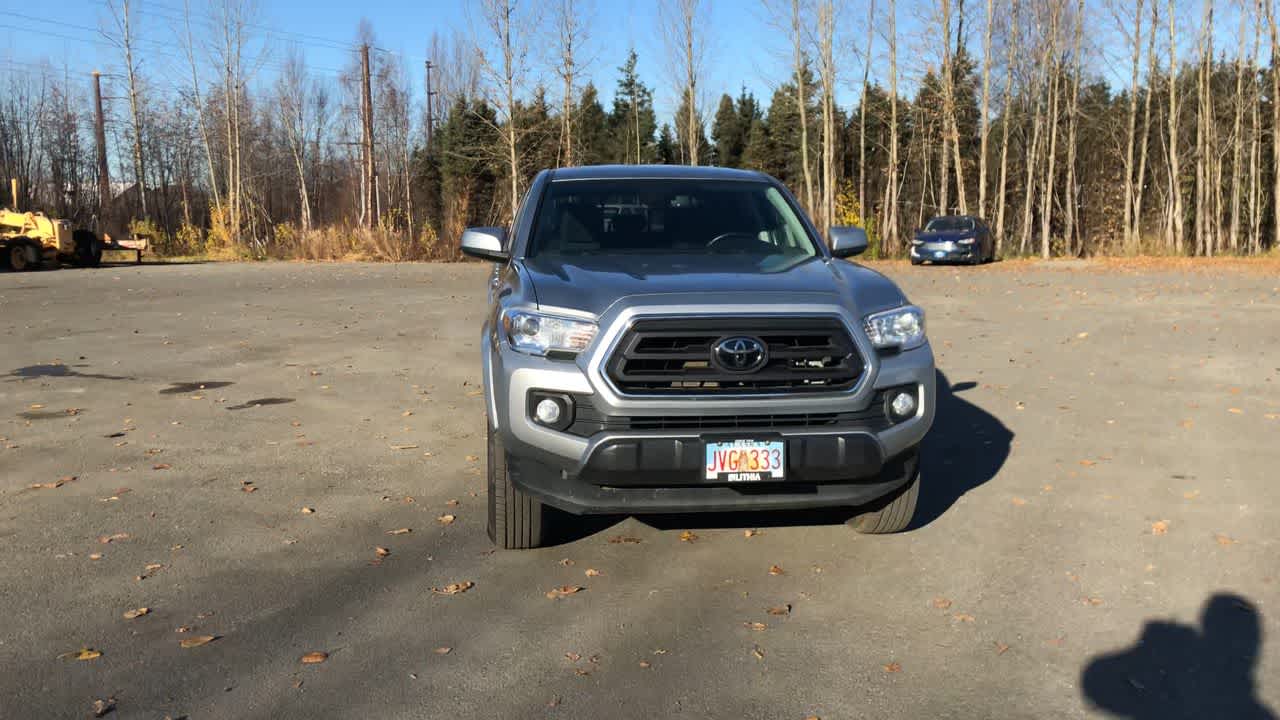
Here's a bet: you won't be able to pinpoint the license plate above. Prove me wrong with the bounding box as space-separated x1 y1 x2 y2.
704 440 785 482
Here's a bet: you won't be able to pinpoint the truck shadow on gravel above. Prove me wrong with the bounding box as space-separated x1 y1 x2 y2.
909 370 1013 529
580 370 1011 541
1081 593 1277 719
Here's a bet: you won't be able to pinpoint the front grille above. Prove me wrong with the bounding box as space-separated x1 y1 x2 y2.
606 316 864 395
565 390 891 437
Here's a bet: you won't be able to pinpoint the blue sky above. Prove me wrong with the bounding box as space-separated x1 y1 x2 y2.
3 0 1252 127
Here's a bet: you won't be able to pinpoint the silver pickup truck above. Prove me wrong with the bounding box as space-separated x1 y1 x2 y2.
463 165 935 549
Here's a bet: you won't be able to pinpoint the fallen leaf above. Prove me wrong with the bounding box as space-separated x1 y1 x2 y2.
1084 597 1104 606
60 647 102 661
179 635 217 648
386 528 412 535
122 607 150 620
743 621 767 631
152 463 171 470
1011 497 1027 506
1215 533 1238 546
607 535 642 544
445 499 459 507
1180 419 1195 429
743 529 761 538
1184 490 1201 500
653 648 668 655
1078 459 1096 467
564 652 582 662
434 646 452 655
953 613 976 623
994 642 1010 655
98 533 129 544
465 454 479 462
558 558 575 566
1076 332 1089 339
389 444 419 450
883 661 902 673
1151 520 1169 535
29 481 66 490
638 660 651 669
431 581 474 596
574 668 591 676
768 564 785 576
437 514 456 525
547 696 561 708
241 483 257 493
144 563 163 571
402 410 414 417
174 625 191 633
29 403 44 409
932 597 953 609
679 530 698 542
375 546 391 557
1264 413 1279 420
546 585 585 600
585 568 602 577
1228 408 1243 415
300 506 315 514
300 651 328 664
91 698 115 717
751 646 765 661
767 604 791 616
89 553 102 560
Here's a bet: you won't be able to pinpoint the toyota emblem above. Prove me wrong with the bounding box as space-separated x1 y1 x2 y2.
713 336 768 373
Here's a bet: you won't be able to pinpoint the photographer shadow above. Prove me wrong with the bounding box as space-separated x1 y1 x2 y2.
1081 593 1277 719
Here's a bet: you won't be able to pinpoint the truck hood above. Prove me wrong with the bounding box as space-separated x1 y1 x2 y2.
520 253 906 318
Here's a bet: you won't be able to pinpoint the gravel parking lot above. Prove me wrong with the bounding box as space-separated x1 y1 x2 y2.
2 260 1277 719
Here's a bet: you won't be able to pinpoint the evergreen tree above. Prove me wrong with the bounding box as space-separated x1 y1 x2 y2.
609 49 658 163
712 93 742 167
657 123 677 164
575 83 611 165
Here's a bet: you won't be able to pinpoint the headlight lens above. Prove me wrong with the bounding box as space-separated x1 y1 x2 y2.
863 305 926 350
501 310 597 355
958 237 976 245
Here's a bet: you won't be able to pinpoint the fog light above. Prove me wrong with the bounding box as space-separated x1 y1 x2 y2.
528 391 575 431
535 398 562 425
889 390 917 419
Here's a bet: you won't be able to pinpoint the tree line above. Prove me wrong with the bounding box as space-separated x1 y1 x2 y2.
2 0 1279 260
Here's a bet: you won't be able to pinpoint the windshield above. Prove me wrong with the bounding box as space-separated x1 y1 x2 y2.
925 216 975 232
526 179 820 258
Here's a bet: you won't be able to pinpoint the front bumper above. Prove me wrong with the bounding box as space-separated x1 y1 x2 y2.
911 243 978 262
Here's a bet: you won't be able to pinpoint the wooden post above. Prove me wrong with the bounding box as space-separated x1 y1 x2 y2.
92 71 112 234
360 44 377 228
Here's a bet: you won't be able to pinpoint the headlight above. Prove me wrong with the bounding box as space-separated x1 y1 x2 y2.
863 305 926 350
958 237 976 245
501 309 597 356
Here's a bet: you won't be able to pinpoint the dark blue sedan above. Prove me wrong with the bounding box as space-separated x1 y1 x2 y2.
910 215 995 265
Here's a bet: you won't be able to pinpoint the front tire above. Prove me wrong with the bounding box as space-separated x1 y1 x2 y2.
487 423 549 549
851 454 920 534
5 240 37 272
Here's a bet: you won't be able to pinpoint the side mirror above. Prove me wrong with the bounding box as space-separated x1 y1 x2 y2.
460 227 509 262
828 226 868 258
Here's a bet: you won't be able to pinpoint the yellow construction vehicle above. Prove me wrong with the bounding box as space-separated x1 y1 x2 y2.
2 179 104 271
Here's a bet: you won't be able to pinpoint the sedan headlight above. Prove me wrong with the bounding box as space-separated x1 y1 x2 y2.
501 309 597 356
863 305 926 351
958 237 976 245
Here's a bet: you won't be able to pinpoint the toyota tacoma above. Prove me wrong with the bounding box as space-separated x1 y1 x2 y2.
463 166 935 549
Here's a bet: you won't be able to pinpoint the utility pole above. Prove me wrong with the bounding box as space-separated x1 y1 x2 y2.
425 60 436 149
92 71 112 235
360 44 377 228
